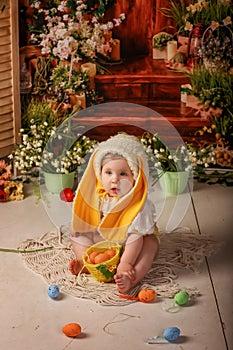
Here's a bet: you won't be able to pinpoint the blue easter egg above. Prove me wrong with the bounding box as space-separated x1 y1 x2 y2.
163 326 180 342
48 285 60 299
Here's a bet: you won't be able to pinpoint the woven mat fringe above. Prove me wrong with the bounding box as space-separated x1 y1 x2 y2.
18 227 222 306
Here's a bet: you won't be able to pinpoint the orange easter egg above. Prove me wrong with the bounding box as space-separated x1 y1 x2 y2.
86 256 92 264
62 323 82 337
94 252 110 264
88 251 99 264
138 289 156 303
105 249 116 259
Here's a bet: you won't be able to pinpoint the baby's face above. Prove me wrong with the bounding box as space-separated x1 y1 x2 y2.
101 158 135 198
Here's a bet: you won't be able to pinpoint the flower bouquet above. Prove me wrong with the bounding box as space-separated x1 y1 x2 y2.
198 25 233 70
27 0 125 63
0 160 24 201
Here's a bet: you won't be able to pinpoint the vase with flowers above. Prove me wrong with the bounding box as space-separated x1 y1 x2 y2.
140 132 216 196
40 118 97 193
140 132 192 195
8 105 97 193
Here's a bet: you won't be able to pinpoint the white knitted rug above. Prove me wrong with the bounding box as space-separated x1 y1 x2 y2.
18 227 221 306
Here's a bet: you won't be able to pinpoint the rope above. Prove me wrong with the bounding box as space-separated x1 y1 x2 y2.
18 227 222 306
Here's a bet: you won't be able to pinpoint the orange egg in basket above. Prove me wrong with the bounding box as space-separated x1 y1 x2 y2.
82 241 122 282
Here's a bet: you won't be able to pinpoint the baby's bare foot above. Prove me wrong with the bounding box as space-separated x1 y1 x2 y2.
114 273 133 294
69 259 89 275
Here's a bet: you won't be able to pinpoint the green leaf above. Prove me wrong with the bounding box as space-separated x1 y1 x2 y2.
96 264 114 279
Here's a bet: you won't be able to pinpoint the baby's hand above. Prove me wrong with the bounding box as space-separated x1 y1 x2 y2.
117 261 136 281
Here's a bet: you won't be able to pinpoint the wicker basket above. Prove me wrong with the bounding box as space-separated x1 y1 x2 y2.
82 241 122 282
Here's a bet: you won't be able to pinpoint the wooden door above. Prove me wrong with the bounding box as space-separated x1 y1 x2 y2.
0 0 20 157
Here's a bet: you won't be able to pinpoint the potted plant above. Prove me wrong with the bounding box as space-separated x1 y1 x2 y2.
41 132 96 194
186 64 233 111
47 63 91 115
152 32 173 59
8 101 97 193
140 132 215 195
160 0 188 40
140 132 191 195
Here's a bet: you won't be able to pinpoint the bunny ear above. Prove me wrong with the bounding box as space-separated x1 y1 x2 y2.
72 149 100 233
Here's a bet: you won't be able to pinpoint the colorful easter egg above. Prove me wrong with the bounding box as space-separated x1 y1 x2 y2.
62 323 82 337
138 289 156 303
48 285 60 299
174 291 189 306
163 326 180 342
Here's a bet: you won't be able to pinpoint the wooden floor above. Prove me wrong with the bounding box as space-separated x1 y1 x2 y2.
0 180 232 350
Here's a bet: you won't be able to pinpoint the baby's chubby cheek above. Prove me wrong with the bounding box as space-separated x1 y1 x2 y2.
118 179 134 196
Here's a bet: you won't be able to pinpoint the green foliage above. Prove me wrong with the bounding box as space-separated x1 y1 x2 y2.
160 0 187 35
20 97 60 131
186 65 233 109
86 0 116 18
194 169 233 186
141 132 192 174
153 33 173 49
212 108 233 147
48 64 90 103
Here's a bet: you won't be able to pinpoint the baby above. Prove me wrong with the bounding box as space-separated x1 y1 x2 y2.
70 134 159 293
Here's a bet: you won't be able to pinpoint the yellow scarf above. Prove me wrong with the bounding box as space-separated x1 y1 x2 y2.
72 151 148 243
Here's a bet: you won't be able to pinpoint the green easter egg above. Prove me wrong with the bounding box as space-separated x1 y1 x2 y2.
174 291 189 306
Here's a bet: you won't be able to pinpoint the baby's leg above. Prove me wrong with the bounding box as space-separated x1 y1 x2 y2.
114 235 143 293
70 232 94 275
115 235 159 293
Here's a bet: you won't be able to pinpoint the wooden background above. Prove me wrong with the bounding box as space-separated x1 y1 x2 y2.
105 0 172 57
